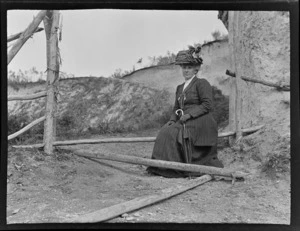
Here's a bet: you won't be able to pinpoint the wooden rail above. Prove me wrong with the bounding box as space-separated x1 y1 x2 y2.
11 125 264 148
8 116 46 140
226 69 290 91
8 91 47 101
7 27 44 43
7 10 47 65
53 137 157 145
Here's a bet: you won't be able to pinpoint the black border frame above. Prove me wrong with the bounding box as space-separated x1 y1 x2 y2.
1 1 299 230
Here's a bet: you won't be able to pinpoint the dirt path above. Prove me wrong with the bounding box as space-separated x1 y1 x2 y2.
7 129 290 224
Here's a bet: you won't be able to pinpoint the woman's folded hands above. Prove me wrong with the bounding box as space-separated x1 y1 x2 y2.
179 114 191 123
166 114 191 126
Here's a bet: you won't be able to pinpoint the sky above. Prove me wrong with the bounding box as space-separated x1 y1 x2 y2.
7 9 228 78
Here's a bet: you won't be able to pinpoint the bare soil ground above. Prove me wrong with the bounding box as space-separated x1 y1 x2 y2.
6 128 290 224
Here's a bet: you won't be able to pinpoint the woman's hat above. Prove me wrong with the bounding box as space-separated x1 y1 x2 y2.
175 45 203 65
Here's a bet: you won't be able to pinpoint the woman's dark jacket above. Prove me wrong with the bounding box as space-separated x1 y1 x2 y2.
169 77 218 146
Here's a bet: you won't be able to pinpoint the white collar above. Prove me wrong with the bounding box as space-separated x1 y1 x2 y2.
183 75 196 90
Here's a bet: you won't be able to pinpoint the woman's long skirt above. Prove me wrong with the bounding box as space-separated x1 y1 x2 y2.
147 122 223 178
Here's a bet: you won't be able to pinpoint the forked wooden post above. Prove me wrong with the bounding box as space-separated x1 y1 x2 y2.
7 11 47 65
43 10 60 154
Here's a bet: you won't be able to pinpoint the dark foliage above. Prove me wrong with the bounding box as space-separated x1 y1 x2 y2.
211 86 229 129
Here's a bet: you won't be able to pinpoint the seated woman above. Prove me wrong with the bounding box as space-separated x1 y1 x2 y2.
147 45 223 178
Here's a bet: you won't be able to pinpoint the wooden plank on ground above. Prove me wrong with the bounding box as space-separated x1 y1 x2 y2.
69 174 212 223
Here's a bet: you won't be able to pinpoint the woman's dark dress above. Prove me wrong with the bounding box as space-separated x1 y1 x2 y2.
147 77 223 178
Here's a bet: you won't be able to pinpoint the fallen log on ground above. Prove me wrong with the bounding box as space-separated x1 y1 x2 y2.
11 124 264 149
72 150 247 179
69 174 212 223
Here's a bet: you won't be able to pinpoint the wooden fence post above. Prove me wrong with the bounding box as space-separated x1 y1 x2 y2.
233 11 243 142
228 12 236 145
43 10 60 154
228 11 242 145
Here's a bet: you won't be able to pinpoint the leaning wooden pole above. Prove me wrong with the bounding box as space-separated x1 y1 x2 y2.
7 11 47 65
70 175 212 223
72 150 247 179
43 11 60 154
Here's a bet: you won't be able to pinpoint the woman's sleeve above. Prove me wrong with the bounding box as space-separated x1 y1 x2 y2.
169 86 180 121
187 79 213 118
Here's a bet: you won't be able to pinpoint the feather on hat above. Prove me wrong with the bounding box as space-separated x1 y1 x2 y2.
175 45 203 65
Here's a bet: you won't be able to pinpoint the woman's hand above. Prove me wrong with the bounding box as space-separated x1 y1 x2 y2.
166 120 175 126
179 114 191 123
